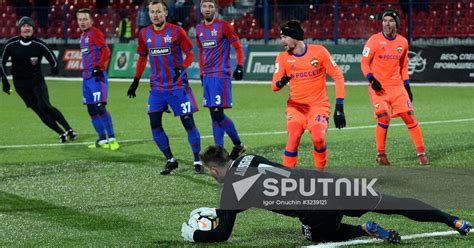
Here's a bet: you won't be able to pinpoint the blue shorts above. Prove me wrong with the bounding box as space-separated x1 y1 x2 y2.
82 73 109 104
148 87 199 116
202 76 233 108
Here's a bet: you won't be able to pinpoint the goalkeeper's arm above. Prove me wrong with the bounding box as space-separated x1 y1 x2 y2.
193 209 238 242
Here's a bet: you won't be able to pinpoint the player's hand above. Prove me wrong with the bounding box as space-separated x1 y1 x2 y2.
333 103 346 129
189 207 217 219
404 84 413 102
276 74 291 88
127 77 140 98
51 67 59 75
233 65 244 80
173 66 184 82
369 76 383 92
181 222 196 242
2 77 10 95
92 66 104 78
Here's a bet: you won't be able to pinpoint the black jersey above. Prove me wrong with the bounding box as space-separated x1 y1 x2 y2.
1 36 58 83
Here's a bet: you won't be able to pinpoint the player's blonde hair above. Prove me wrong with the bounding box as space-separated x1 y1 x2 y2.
76 8 93 18
200 0 217 6
149 0 168 11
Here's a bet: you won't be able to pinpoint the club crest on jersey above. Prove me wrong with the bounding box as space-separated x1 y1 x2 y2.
397 46 403 53
202 40 217 48
149 47 171 56
81 47 89 54
30 57 38 65
211 29 217 36
163 34 172 43
311 58 318 67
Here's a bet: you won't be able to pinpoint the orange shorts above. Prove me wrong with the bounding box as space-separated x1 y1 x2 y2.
286 100 330 130
368 85 413 118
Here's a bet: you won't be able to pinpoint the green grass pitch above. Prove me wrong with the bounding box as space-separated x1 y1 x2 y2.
0 80 473 246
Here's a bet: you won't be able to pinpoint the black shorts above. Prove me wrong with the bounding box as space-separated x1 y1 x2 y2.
14 79 52 109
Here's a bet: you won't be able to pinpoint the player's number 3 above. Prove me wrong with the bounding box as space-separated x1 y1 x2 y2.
215 95 221 104
181 102 191 114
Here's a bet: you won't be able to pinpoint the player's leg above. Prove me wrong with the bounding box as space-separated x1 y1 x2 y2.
210 107 245 160
371 194 470 235
16 84 65 138
180 114 202 164
86 103 109 148
283 107 305 168
95 73 118 149
399 111 428 165
308 112 329 171
203 77 225 146
34 81 76 141
369 87 392 165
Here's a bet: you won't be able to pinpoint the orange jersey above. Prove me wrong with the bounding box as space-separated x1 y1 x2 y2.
361 32 409 87
272 44 345 106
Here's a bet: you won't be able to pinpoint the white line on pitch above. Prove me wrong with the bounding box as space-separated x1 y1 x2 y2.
0 118 473 149
303 230 459 247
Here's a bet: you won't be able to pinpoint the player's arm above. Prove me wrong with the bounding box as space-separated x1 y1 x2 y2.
179 27 194 70
38 39 59 75
361 38 383 92
400 41 413 101
195 35 203 79
272 54 290 91
95 31 111 72
1 41 12 94
192 209 238 242
224 23 244 80
321 46 346 129
128 32 148 98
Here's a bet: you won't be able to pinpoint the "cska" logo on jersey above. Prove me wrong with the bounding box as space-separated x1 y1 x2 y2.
149 47 171 56
397 46 403 53
311 58 318 67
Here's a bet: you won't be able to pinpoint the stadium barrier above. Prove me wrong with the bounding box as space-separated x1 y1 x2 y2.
1 44 473 82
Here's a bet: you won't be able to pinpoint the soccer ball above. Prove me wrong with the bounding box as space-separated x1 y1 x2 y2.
188 213 219 231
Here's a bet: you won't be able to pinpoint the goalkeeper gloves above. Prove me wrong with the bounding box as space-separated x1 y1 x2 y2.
404 81 413 102
368 75 383 92
2 77 10 95
189 207 217 219
127 77 140 98
333 103 346 129
92 66 103 78
181 222 196 242
233 65 244 80
173 66 184 82
276 75 291 88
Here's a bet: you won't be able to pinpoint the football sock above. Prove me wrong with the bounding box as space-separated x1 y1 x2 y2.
87 104 107 140
400 112 425 154
151 127 172 159
310 124 328 169
219 115 241 146
211 120 225 146
181 115 201 162
100 111 115 139
376 112 390 154
283 150 298 168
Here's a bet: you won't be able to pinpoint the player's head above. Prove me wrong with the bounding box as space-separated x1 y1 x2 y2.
200 0 217 22
279 20 304 53
200 145 231 183
76 8 93 31
17 16 35 38
149 0 168 28
382 10 400 36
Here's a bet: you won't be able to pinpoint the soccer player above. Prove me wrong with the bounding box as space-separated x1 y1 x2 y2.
195 0 246 160
77 8 119 150
272 20 346 171
1 16 76 143
361 10 428 165
127 0 202 175
181 145 472 243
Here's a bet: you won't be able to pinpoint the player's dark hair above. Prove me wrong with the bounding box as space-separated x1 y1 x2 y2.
200 0 217 6
200 145 231 167
280 20 304 40
149 0 168 11
76 8 93 18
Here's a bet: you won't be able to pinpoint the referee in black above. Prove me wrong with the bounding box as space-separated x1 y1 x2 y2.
1 16 77 143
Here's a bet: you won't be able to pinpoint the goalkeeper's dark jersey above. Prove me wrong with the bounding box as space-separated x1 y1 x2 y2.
193 154 381 242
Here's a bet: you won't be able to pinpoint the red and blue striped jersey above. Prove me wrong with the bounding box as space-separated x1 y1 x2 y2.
137 23 193 92
196 19 239 78
80 26 109 79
